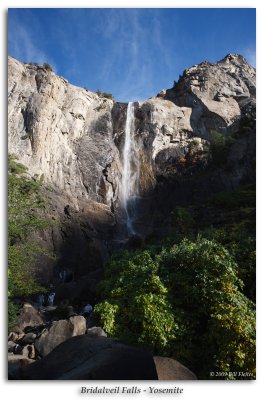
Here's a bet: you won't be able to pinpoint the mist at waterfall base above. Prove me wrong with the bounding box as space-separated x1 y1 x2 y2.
121 102 141 237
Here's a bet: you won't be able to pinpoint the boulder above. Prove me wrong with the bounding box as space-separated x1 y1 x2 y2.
8 355 35 379
16 303 44 331
22 335 158 380
154 356 197 380
86 327 107 337
8 332 25 342
34 316 86 356
22 344 36 359
28 345 36 360
8 341 16 353
21 332 37 345
13 344 23 355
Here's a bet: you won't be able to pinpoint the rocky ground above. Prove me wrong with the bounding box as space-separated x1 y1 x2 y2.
8 303 196 380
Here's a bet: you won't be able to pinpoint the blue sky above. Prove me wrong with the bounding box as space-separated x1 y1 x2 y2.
8 8 256 102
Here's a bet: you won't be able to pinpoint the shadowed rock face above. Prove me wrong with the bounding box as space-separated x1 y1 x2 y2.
21 335 159 380
8 54 256 278
16 303 44 332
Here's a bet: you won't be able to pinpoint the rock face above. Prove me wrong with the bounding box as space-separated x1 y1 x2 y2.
8 53 256 277
154 356 197 380
15 303 44 331
34 316 86 356
21 335 158 380
8 355 35 380
8 57 121 208
165 54 255 132
86 326 107 337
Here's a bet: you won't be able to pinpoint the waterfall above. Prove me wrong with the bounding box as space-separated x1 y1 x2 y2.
121 102 140 235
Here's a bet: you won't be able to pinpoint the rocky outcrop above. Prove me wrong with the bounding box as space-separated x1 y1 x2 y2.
34 316 86 356
21 335 159 380
86 326 107 337
8 307 197 380
154 356 197 380
8 355 35 380
15 303 44 332
165 54 255 135
8 57 121 208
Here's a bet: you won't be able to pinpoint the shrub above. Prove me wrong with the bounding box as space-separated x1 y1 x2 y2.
158 238 255 377
171 207 194 234
95 89 115 101
95 250 182 353
204 223 256 302
8 297 19 332
95 237 256 379
43 63 53 72
210 130 234 167
208 184 255 209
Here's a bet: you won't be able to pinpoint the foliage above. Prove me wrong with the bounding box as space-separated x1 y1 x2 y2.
203 183 256 302
210 130 235 167
171 207 194 234
8 298 19 332
8 155 52 328
204 223 255 302
95 89 115 100
95 250 181 353
158 238 255 378
234 108 256 137
95 237 255 379
188 139 200 151
43 63 53 72
8 157 47 245
208 184 255 209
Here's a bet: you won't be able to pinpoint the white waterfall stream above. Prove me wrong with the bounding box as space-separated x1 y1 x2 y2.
121 102 140 235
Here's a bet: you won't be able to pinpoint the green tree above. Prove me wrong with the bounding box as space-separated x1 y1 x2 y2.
8 155 52 329
43 63 53 72
95 250 182 353
158 238 255 378
95 237 255 379
95 89 115 101
171 207 194 234
210 130 234 167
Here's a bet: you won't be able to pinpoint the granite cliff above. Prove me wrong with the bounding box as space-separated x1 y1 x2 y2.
8 54 256 283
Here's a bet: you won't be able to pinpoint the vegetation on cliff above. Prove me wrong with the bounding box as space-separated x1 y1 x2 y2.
8 156 52 329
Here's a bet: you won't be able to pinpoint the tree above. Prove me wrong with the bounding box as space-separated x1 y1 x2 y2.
95 89 115 101
8 155 52 328
94 237 255 379
43 63 53 72
95 249 180 352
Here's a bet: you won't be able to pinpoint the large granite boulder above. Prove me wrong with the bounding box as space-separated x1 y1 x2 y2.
8 355 35 380
34 316 86 356
86 327 107 337
21 335 158 380
154 356 197 380
15 303 44 331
